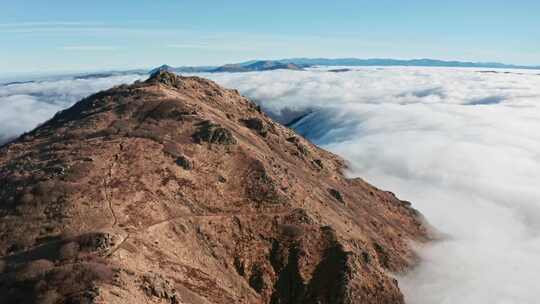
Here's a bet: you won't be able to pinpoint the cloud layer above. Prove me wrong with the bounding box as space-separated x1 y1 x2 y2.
206 67 540 303
0 74 144 143
2 67 540 303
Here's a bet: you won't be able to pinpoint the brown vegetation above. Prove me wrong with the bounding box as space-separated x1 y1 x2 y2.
0 71 429 303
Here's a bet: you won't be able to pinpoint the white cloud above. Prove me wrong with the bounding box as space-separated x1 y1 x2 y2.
0 74 144 144
205 67 540 303
2 67 540 302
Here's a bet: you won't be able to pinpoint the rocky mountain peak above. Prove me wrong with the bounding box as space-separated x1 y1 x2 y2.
148 64 175 74
0 74 429 304
147 69 184 87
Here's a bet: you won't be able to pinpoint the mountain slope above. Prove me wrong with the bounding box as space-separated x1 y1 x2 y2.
0 71 429 304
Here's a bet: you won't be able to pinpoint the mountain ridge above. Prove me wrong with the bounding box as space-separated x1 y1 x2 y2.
0 71 429 303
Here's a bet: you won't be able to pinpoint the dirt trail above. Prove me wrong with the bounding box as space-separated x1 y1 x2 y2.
107 210 291 257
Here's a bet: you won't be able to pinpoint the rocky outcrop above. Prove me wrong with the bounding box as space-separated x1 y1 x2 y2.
193 120 237 145
242 117 269 137
0 71 429 303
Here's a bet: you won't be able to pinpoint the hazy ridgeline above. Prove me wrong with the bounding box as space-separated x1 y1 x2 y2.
2 67 540 303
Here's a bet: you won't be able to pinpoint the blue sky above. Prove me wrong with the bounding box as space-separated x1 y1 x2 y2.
1 0 539 74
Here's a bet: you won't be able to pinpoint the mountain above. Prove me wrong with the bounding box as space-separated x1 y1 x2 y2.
150 60 305 75
172 66 216 73
0 80 36 86
0 71 429 304
278 57 540 70
123 58 540 82
149 64 176 75
71 69 149 80
211 60 304 73
24 56 538 85
152 58 540 75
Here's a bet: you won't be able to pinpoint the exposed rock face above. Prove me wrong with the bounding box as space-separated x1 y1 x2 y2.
192 120 237 145
175 156 193 170
242 117 269 137
0 71 429 303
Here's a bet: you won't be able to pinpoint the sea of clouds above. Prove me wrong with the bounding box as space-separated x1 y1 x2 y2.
209 67 540 304
2 67 540 303
0 74 145 143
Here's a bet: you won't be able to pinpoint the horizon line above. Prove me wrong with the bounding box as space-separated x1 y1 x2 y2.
3 56 540 77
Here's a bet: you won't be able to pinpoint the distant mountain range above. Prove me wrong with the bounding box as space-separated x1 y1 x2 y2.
276 58 540 70
150 60 306 74
3 58 539 85
64 59 540 81
159 58 540 74
212 60 304 73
